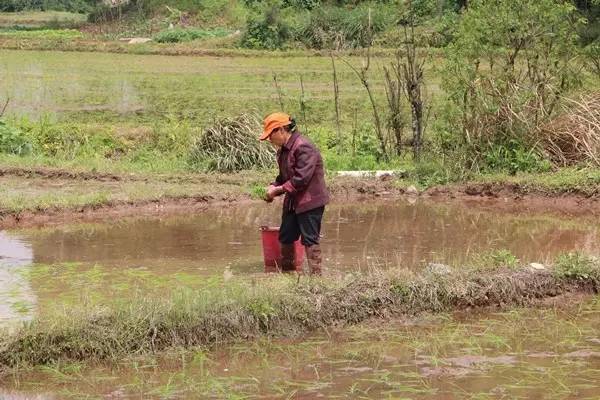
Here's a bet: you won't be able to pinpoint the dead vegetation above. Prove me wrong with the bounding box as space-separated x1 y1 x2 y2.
537 92 600 166
188 113 275 172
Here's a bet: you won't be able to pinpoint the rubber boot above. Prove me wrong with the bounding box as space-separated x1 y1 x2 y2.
280 243 296 273
305 245 322 276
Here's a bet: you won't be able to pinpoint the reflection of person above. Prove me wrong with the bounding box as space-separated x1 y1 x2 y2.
259 112 329 275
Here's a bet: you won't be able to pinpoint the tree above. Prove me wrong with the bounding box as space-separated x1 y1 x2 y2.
441 0 582 164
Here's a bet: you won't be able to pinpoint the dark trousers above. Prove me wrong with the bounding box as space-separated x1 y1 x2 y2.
279 206 325 246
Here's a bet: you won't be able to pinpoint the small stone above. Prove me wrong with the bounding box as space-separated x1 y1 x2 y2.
425 263 452 276
529 262 546 270
128 37 152 44
406 185 419 196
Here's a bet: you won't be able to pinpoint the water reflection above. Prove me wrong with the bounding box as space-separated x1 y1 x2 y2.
0 231 36 323
10 199 600 275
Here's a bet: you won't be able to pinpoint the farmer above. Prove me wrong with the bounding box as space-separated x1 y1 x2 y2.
259 112 329 275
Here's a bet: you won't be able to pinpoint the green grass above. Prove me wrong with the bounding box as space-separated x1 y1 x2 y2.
0 28 83 39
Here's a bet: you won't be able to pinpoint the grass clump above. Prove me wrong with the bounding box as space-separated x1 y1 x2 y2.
469 249 520 271
2 261 600 370
0 119 32 155
153 27 230 43
188 114 275 173
553 252 600 283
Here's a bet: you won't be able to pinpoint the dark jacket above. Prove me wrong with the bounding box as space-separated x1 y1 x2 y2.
273 131 329 214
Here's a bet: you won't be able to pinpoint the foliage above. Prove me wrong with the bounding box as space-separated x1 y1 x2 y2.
241 2 291 49
481 139 551 174
0 119 32 156
153 27 230 43
553 252 599 281
583 40 600 78
188 114 275 172
441 0 582 169
294 4 394 49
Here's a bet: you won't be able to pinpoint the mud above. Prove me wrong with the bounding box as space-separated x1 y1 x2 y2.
2 166 600 229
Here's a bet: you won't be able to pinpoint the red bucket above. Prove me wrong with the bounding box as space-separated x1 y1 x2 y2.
260 226 304 273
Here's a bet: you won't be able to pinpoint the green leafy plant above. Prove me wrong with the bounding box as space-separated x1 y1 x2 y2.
0 119 32 156
242 3 291 50
153 27 230 43
482 139 551 175
553 252 598 281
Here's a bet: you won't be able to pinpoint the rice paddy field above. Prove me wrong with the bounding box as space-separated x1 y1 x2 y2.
1 31 600 399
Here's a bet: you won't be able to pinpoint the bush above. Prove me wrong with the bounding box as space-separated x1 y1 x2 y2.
241 4 291 49
294 4 394 49
0 120 32 156
583 41 600 78
441 0 581 171
481 139 551 174
153 27 230 43
554 252 599 281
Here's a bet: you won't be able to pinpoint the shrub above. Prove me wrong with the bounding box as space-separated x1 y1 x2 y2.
441 0 581 170
294 4 394 49
481 139 551 174
153 27 230 43
554 252 599 281
241 4 291 49
0 120 32 156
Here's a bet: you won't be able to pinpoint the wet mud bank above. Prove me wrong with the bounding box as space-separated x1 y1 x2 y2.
1 263 598 370
2 166 600 228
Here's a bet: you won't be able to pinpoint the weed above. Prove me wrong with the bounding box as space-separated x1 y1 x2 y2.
153 27 230 43
553 252 600 282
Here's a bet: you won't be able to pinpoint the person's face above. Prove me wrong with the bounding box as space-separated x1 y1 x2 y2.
267 127 286 147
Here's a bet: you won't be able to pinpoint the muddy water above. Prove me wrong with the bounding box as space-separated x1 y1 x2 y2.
3 296 600 399
0 198 598 324
5 199 600 273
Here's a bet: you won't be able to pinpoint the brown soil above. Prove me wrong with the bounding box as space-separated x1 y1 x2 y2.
2 166 600 228
424 182 600 216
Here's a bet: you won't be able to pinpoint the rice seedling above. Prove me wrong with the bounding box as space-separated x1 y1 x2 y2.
1 253 599 371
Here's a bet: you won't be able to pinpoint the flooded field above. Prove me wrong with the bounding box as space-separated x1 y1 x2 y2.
1 198 600 398
3 297 600 399
1 198 600 322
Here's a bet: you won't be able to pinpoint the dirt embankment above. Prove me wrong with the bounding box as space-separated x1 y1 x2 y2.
2 166 600 228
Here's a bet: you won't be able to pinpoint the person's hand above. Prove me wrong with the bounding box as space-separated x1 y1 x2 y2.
265 185 283 202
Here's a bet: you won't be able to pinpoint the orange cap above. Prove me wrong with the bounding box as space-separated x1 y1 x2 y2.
260 112 292 140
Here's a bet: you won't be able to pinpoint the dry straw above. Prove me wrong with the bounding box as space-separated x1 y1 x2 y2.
189 114 275 172
537 92 600 166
